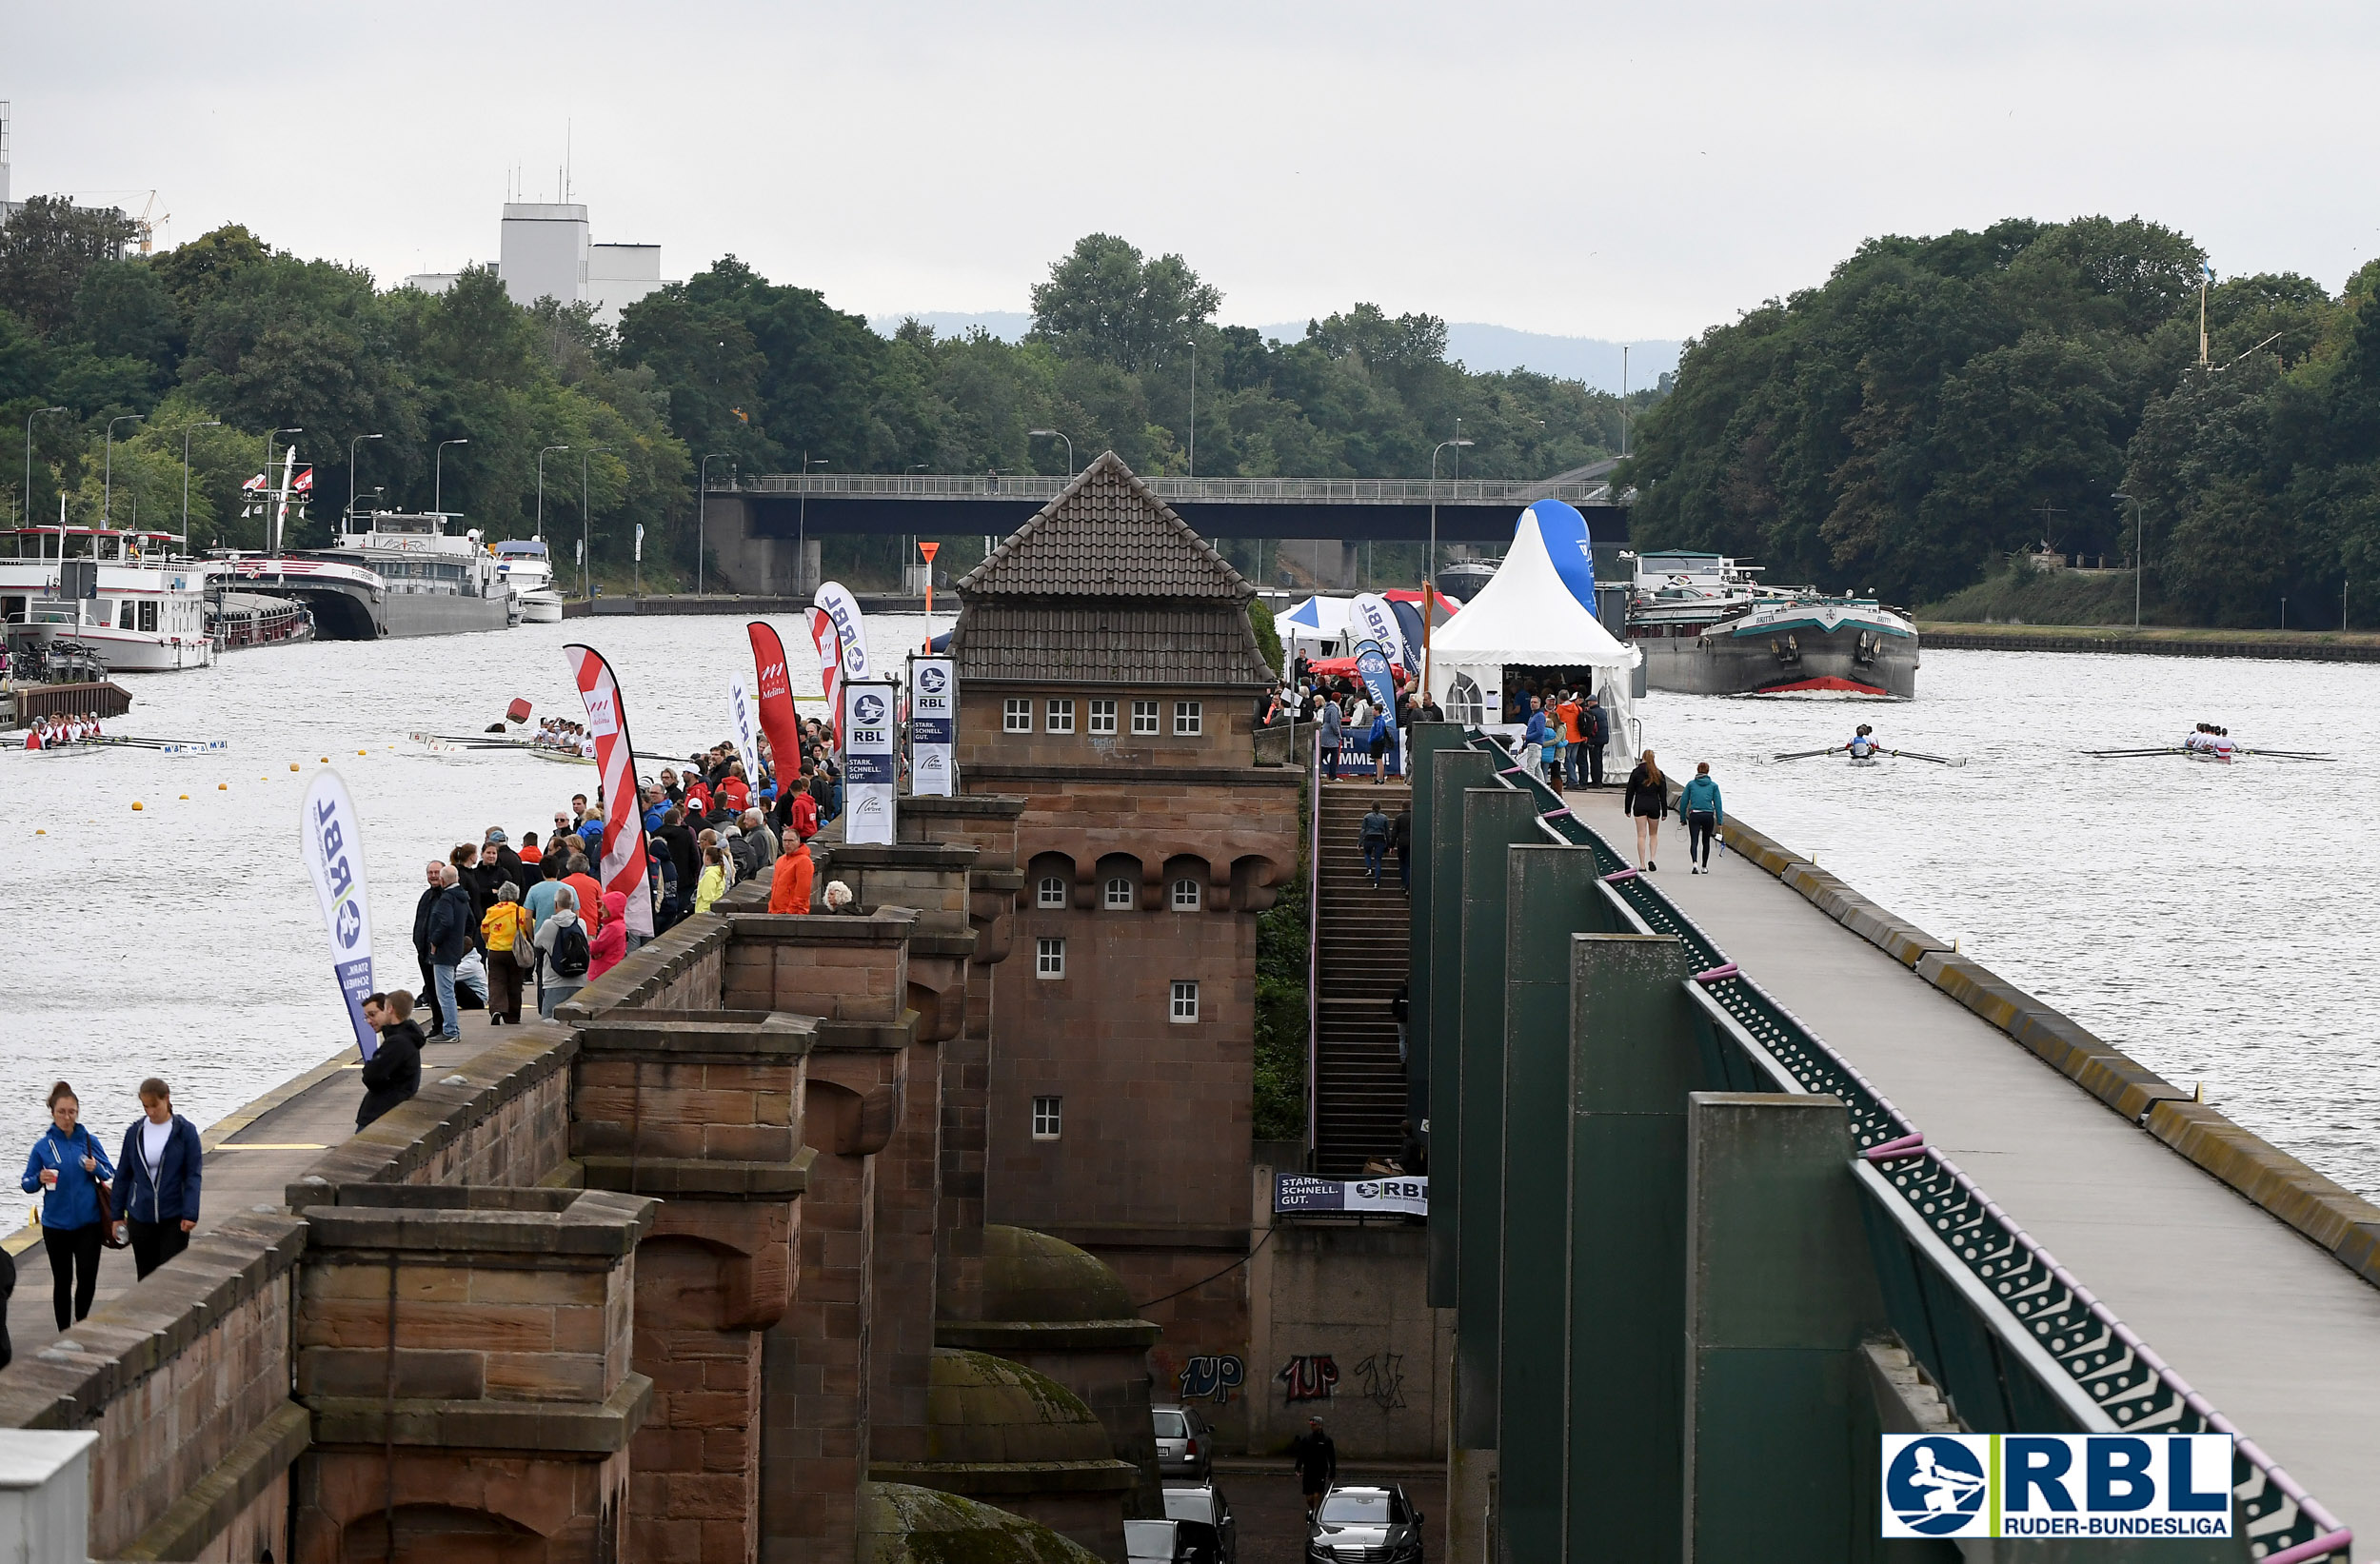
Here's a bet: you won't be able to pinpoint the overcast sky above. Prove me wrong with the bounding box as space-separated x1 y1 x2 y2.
7 1 2374 343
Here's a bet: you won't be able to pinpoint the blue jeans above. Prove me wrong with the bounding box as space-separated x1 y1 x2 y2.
1363 840 1385 883
432 963 461 1039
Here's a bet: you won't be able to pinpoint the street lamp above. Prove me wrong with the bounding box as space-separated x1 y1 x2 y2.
798 454 828 596
697 452 729 595
1027 428 1073 476
347 433 384 522
435 438 470 516
174 421 222 542
1425 435 1475 700
2112 492 2143 628
537 445 571 545
104 414 144 525
23 406 65 527
580 445 615 601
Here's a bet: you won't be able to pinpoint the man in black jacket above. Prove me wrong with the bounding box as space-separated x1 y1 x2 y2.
656 806 699 908
1292 1417 1338 1519
410 860 448 1036
357 992 424 1128
1583 694 1610 786
425 865 472 1041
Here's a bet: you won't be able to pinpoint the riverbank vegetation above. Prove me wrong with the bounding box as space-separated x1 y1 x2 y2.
2 212 1647 585
1619 216 2380 628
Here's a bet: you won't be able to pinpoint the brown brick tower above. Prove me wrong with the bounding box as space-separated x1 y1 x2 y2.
949 452 1300 1408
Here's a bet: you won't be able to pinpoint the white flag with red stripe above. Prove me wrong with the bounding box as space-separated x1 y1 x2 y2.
806 606 843 746
564 643 654 939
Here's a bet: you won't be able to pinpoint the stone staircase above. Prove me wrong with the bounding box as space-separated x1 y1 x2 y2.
1311 779 1413 1177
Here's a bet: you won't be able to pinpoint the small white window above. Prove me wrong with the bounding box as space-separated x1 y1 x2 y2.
1171 878 1201 911
1046 699 1075 734
1032 1096 1062 1139
1038 875 1067 908
1131 700 1160 735
1174 701 1202 736
1089 699 1118 734
1170 980 1200 1022
1104 877 1135 910
1004 698 1033 733
1037 938 1065 979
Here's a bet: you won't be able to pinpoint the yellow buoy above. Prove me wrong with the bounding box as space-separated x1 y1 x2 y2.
289 762 300 771
357 749 367 756
35 829 45 835
218 783 228 790
131 802 144 811
319 756 327 762
178 794 188 800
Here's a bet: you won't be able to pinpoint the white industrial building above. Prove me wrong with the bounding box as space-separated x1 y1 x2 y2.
406 202 675 328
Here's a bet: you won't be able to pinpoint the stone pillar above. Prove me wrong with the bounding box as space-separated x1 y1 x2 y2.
1564 932 1697 1564
570 1011 815 1564
290 1186 658 1563
1682 1093 1885 1563
1492 846 1618 1559
0 1431 97 1564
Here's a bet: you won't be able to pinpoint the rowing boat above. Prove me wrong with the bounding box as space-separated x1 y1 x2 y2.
406 730 596 766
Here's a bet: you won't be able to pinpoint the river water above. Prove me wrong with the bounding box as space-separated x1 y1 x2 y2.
5 632 2375 1204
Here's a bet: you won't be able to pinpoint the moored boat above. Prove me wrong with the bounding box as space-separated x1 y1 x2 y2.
1 524 215 673
494 539 564 623
1626 550 1919 698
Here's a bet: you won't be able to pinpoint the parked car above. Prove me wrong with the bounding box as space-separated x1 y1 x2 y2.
1161 1480 1237 1564
1125 1518 1183 1562
1151 1403 1213 1480
1306 1483 1424 1563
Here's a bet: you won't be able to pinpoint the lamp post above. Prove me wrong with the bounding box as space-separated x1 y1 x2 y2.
265 428 302 554
174 421 221 543
434 438 470 516
1425 434 1475 700
104 414 144 525
580 445 614 601
798 454 827 596
23 406 65 528
696 452 728 595
537 445 571 547
1187 341 1196 478
347 433 384 523
2112 491 2142 627
1027 428 1073 476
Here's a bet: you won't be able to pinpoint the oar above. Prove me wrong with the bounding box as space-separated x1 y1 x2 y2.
1770 746 1841 762
2236 748 2337 762
2085 747 2185 758
1890 749 1968 767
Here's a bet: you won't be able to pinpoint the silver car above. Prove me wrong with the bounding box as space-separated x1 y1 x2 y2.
1306 1482 1424 1563
1161 1480 1237 1564
1152 1403 1213 1480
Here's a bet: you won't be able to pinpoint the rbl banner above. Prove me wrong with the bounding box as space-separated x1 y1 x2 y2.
299 769 378 1060
1881 1434 2233 1540
909 655 955 797
842 679 899 845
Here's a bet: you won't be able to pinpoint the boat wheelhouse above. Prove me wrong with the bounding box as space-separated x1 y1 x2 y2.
0 525 214 673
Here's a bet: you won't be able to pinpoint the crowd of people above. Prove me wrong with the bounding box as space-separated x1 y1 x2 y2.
19 711 108 749
1280 653 1444 783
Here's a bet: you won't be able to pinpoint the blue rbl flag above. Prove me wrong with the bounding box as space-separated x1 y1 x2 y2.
1354 642 1397 715
299 769 378 1060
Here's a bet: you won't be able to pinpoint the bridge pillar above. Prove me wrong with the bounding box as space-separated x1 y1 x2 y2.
1683 1092 1887 1564
1492 847 1623 1559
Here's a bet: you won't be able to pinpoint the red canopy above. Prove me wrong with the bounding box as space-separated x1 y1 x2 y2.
1301 656 1413 688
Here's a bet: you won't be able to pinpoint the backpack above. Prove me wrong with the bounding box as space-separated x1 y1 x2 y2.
550 919 591 979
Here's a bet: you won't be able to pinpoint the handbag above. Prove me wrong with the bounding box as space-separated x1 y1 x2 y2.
84 1133 127 1250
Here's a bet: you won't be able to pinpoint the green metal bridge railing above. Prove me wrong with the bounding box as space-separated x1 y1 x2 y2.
1464 733 2350 1564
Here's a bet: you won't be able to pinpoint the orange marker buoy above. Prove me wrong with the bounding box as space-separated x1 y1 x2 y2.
131 802 144 811
319 756 327 762
289 762 300 771
357 749 367 756
35 829 45 835
178 794 188 800
218 783 228 790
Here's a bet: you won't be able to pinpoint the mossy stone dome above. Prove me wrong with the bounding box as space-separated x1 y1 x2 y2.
862 1481 1101 1564
924 1350 1116 1467
969 1226 1137 1323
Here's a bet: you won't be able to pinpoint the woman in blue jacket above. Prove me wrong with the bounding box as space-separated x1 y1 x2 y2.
1679 762 1724 874
19 1080 115 1330
116 1078 203 1280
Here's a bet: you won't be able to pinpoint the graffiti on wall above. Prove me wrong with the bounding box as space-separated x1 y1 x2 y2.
1278 1354 1339 1403
1179 1356 1246 1404
1353 1352 1407 1413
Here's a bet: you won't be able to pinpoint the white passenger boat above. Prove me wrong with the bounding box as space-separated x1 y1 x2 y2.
495 539 565 624
0 525 215 673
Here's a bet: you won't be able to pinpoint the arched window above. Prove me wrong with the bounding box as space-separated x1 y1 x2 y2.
1038 876 1066 908
1171 878 1201 911
1104 877 1135 910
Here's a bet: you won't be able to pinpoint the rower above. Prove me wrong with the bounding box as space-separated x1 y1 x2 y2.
2211 725 2235 762
24 719 44 750
1845 723 1879 760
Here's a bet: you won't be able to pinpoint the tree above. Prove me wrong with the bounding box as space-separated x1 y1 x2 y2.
1029 234 1221 371
0 197 140 338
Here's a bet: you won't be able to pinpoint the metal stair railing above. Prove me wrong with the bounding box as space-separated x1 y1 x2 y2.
1459 732 2351 1563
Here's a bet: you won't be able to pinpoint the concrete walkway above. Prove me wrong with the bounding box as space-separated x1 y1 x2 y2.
3 1009 525 1367
1579 789 2380 1534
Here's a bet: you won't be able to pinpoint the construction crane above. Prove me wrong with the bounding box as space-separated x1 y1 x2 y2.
134 191 168 255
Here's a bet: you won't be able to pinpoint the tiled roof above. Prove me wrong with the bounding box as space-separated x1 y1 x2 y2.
958 451 1253 601
951 604 1276 688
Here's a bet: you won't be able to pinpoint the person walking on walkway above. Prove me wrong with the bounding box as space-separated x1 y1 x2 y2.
1292 1416 1338 1520
116 1079 201 1279
1320 693 1343 782
480 882 530 1025
1583 693 1610 786
1557 688 1585 786
1623 749 1670 872
410 859 448 1037
535 888 592 1018
1366 706 1394 782
20 1082 114 1331
1680 762 1724 874
425 863 471 1041
1360 802 1392 888
357 993 424 1128
1392 803 1412 892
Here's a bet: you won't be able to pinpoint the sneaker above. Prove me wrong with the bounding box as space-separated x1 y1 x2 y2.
1648 861 1657 872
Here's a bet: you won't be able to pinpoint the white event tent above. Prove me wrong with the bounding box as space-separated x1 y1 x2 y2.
1426 501 1641 749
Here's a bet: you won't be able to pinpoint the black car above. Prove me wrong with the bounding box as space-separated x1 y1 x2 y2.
1161 1480 1237 1564
1306 1482 1423 1563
